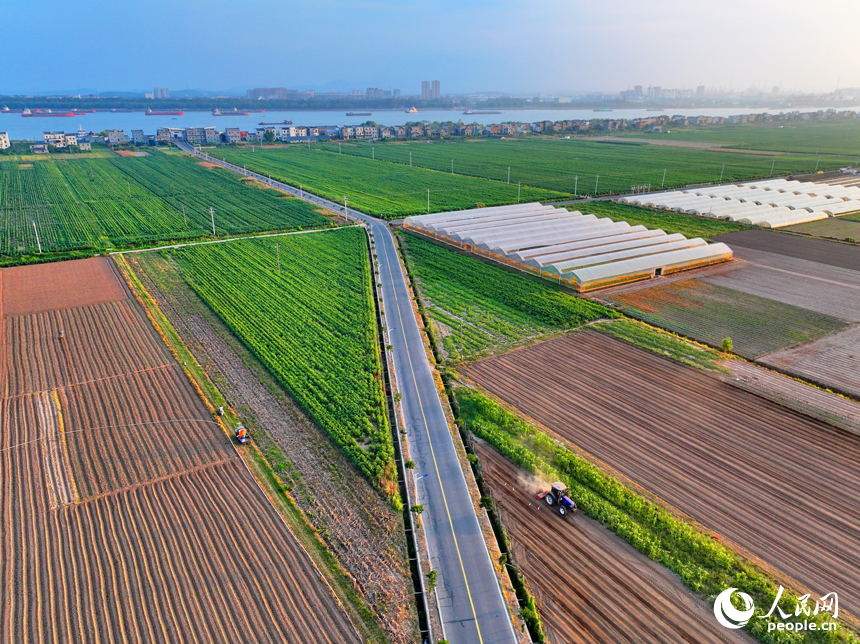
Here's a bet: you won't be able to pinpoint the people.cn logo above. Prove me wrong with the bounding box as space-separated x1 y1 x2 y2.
714 588 756 629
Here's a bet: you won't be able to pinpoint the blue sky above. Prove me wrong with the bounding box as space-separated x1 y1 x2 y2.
3 0 859 95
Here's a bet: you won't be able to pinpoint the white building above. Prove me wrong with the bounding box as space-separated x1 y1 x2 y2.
106 130 131 145
0 131 11 149
43 132 79 148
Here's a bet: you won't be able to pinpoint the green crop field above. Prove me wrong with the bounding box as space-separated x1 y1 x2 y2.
0 152 330 256
607 278 847 358
172 228 396 495
319 137 853 196
574 201 750 240
209 145 567 217
398 231 614 360
624 118 860 155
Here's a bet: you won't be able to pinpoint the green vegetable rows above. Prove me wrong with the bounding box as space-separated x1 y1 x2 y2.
399 231 614 359
173 228 396 496
0 153 330 255
209 146 567 217
324 138 854 195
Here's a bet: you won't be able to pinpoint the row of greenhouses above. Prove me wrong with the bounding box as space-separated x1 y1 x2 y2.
620 178 860 228
404 203 732 292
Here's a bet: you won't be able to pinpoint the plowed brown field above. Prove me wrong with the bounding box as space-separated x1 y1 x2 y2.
0 258 358 643
464 330 860 618
475 441 752 644
1 256 130 317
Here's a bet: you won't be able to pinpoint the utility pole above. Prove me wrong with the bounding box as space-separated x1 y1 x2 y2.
427 189 430 213
595 175 599 194
517 182 521 203
661 168 667 189
209 207 216 236
770 159 775 176
719 164 725 183
574 175 578 195
507 166 510 184
372 147 375 160
343 196 348 219
32 221 42 254
451 159 454 174
276 243 281 273
815 153 820 172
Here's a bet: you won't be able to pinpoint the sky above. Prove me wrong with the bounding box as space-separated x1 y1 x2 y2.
3 0 859 96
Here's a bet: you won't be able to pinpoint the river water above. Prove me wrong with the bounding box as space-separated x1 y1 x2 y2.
2 106 857 141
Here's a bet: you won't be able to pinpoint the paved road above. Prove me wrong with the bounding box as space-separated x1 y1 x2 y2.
177 142 518 644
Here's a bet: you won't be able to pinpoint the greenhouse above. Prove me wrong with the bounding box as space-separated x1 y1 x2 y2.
403 204 733 292
618 178 860 228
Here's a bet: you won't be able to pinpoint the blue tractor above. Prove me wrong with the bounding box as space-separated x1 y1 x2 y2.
235 425 250 445
539 481 577 516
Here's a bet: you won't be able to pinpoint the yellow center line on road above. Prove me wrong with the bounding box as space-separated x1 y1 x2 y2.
379 230 485 644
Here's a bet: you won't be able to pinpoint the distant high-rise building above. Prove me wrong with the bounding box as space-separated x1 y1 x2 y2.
696 85 705 98
421 80 441 99
366 87 384 99
383 90 392 98
634 85 643 94
154 87 170 99
772 85 780 95
393 88 401 97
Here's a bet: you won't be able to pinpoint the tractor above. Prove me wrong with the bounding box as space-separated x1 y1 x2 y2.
537 481 577 516
235 425 250 445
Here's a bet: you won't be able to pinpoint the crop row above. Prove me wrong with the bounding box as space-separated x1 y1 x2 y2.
209 146 567 217
398 231 614 352
173 228 396 494
322 137 855 195
0 153 330 255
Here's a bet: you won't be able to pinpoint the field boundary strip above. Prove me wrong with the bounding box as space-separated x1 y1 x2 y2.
109 223 356 255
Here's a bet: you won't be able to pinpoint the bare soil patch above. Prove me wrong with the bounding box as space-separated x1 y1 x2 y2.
760 324 860 400
114 149 149 157
2 256 130 317
464 330 860 618
714 229 860 272
196 160 221 168
475 440 753 644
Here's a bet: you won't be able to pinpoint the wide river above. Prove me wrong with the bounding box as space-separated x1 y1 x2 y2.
2 105 857 141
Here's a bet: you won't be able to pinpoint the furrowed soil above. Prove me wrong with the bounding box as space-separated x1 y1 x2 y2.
605 278 846 358
463 330 860 618
474 440 754 644
0 257 359 643
125 250 417 643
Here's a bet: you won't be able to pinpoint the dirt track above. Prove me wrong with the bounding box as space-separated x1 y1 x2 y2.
464 330 860 618
475 440 753 644
0 258 358 643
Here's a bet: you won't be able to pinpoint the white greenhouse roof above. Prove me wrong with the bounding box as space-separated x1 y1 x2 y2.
404 204 734 292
